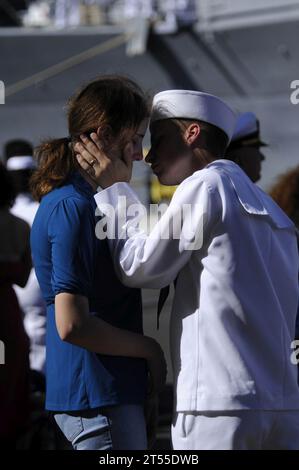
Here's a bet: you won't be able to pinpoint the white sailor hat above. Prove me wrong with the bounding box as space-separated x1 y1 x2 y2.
228 112 267 149
6 155 36 171
150 90 237 142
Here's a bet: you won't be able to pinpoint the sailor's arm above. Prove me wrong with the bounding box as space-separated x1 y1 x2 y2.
94 175 221 288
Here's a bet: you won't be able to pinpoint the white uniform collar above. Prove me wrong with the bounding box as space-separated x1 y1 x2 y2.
205 160 294 229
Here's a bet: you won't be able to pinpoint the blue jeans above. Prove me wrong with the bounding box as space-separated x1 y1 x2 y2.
54 404 147 450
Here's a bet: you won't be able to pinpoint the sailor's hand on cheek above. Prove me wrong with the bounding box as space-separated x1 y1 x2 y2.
74 133 133 188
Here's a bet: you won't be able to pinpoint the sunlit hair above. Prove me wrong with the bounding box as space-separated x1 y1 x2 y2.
269 165 299 223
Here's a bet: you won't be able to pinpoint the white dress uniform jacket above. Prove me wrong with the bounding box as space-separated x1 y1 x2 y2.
95 160 299 412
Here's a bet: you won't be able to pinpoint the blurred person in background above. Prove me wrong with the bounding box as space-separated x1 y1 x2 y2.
54 0 81 27
122 0 155 56
54 0 108 27
124 0 154 19
270 166 299 344
270 166 299 228
22 0 52 27
5 140 47 376
82 0 109 26
226 112 267 183
155 0 197 33
0 162 31 447
0 0 26 26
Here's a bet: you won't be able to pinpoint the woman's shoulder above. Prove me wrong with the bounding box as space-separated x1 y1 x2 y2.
44 192 94 234
40 183 92 214
33 179 95 235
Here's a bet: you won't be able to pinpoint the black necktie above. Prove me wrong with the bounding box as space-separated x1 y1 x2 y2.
157 285 170 329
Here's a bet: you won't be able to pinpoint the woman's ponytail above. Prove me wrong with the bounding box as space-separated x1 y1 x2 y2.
30 137 74 202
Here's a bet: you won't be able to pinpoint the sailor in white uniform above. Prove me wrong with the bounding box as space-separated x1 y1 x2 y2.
6 148 46 374
226 111 267 183
75 90 299 449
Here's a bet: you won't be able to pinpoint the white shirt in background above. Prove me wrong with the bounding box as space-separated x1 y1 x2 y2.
11 194 46 374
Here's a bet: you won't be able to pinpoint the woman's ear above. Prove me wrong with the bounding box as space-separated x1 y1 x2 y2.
96 126 113 146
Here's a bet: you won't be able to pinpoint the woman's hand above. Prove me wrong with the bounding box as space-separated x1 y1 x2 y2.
74 133 133 189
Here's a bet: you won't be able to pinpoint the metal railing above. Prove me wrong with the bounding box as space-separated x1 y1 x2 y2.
196 0 299 31
3 1 297 32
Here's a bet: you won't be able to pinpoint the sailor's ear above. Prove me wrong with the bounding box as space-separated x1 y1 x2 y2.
185 122 201 145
